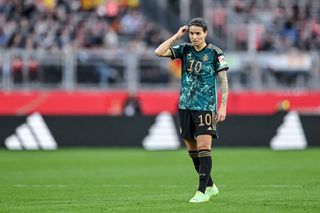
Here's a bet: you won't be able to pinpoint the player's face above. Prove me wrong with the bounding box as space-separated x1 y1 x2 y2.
188 25 207 47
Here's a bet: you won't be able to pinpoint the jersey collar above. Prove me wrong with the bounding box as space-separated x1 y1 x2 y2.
192 43 208 52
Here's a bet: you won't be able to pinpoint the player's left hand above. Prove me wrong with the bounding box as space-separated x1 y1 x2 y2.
216 106 226 122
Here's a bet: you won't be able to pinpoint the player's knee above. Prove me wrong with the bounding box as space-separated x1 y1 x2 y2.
198 145 211 150
184 138 197 150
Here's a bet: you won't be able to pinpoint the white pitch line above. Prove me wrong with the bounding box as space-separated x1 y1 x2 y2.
14 184 68 188
12 184 190 188
257 184 303 188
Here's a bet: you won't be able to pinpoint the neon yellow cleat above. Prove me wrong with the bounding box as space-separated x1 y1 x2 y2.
189 191 209 203
205 184 219 199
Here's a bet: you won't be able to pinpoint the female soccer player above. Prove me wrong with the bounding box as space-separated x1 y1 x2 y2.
154 17 229 203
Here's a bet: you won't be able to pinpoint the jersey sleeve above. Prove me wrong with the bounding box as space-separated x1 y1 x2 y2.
215 53 229 72
169 44 185 60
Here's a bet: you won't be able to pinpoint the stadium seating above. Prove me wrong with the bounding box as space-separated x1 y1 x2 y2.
0 0 319 115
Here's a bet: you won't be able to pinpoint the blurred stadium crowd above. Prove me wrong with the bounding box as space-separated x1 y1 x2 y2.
209 0 320 51
1 0 319 51
0 0 165 51
0 0 319 90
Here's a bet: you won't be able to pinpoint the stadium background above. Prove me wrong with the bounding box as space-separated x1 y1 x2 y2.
0 1 320 212
0 0 319 148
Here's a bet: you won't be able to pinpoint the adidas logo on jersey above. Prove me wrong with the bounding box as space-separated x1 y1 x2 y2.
207 127 213 131
5 112 58 150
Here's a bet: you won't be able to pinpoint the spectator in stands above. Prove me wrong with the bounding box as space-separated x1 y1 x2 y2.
123 95 141 116
11 55 23 83
27 56 39 85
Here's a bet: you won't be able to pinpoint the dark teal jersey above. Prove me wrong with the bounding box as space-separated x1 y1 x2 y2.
170 43 228 111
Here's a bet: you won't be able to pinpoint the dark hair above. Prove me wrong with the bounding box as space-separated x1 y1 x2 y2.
188 17 208 32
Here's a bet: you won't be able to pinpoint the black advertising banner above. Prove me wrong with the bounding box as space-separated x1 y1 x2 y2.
0 113 319 148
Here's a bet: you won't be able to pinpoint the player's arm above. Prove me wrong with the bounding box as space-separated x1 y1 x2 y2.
216 70 229 122
154 25 188 57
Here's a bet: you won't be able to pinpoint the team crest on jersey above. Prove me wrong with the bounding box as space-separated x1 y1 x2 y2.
202 54 209 61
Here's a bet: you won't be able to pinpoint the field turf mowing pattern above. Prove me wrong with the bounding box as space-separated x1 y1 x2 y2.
0 148 319 213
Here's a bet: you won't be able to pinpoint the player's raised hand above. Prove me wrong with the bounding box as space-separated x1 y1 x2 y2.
176 25 188 39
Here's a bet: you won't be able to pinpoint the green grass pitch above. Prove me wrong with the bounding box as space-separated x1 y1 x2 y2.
0 148 319 213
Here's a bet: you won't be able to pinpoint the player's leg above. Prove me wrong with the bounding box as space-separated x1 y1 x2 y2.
179 110 203 181
196 135 213 194
185 138 214 186
189 135 212 203
187 137 216 202
179 109 199 182
194 111 219 199
197 135 219 198
184 138 198 172
179 109 208 202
